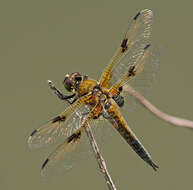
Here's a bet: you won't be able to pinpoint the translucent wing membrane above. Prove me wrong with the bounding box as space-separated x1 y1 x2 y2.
28 94 92 148
109 44 160 95
126 46 160 95
100 9 153 89
41 105 101 177
41 128 91 178
121 46 160 113
111 45 160 113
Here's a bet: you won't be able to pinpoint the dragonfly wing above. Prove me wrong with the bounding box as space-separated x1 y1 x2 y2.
109 44 160 95
28 94 92 148
106 99 158 171
100 9 153 89
41 128 92 177
108 44 160 115
124 46 160 95
41 104 100 177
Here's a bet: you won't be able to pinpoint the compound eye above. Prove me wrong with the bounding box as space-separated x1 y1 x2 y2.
63 76 73 92
75 76 82 81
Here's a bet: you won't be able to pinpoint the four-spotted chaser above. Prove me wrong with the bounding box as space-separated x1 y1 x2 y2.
28 9 159 175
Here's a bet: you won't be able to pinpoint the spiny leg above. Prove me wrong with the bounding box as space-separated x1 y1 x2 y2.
47 80 76 104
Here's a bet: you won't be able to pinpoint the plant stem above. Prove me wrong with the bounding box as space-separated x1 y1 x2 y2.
125 85 193 128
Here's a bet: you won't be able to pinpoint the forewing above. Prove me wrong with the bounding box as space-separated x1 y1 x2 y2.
122 45 160 114
100 9 153 88
28 94 92 149
109 45 160 113
109 44 160 94
124 46 160 95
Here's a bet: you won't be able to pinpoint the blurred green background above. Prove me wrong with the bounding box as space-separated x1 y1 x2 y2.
1 0 193 189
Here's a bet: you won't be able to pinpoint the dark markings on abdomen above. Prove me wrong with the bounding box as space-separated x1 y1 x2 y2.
111 115 158 171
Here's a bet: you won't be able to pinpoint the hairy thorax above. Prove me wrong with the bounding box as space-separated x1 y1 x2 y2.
77 78 98 97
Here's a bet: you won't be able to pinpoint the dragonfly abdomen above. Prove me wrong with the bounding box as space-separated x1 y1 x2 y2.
106 102 158 171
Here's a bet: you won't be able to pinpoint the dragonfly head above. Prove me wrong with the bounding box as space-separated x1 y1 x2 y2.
63 72 82 92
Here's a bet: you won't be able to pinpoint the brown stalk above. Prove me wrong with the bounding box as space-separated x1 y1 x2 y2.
125 85 193 128
84 123 117 190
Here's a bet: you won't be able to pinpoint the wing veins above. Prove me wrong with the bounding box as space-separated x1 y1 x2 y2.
99 9 153 89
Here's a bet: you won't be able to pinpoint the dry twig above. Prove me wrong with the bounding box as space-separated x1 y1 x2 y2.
125 85 193 128
84 123 117 190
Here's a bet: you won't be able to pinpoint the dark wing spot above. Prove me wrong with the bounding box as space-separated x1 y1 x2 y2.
41 158 49 169
30 129 37 137
144 44 151 50
133 11 140 20
52 115 66 123
128 65 135 76
67 131 81 143
118 86 123 92
121 38 128 52
128 65 135 72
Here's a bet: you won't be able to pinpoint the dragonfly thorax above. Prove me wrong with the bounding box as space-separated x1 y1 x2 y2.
92 84 108 96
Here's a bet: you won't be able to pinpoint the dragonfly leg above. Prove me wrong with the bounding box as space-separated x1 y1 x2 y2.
47 80 76 103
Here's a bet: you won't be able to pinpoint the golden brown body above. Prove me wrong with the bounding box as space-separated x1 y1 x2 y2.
28 9 159 174
77 78 97 97
106 99 158 170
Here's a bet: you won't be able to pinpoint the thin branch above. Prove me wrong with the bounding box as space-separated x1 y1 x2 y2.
84 123 117 190
125 85 193 128
48 80 117 190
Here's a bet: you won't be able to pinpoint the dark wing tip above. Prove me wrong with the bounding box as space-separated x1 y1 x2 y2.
144 44 151 50
29 129 37 137
133 11 140 20
41 158 49 169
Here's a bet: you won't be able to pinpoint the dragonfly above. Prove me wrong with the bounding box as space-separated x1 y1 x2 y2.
28 9 159 176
